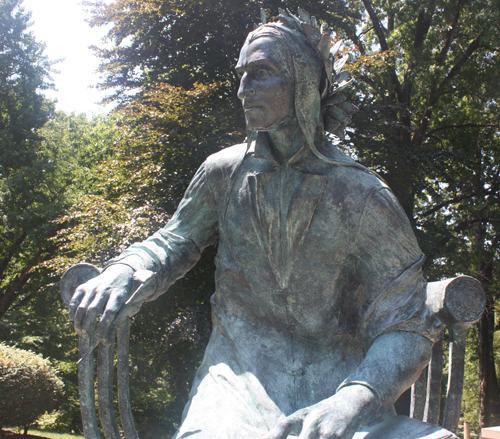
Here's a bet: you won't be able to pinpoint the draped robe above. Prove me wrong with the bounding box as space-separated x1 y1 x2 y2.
109 134 451 439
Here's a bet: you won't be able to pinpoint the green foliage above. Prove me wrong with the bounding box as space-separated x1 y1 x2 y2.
0 0 55 162
1 111 126 433
43 83 226 437
26 429 84 439
0 295 81 432
0 343 63 432
342 0 500 219
45 83 226 273
0 0 61 320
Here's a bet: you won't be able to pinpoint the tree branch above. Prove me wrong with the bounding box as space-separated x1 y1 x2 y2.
412 30 484 148
426 123 500 137
357 26 374 38
0 232 28 280
426 197 498 259
420 180 500 217
360 0 389 51
436 0 469 66
0 247 45 319
413 7 433 50
420 192 479 218
478 44 500 53
358 74 378 89
433 30 484 104
360 0 403 100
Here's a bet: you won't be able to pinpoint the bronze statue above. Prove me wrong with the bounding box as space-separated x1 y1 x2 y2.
68 9 458 439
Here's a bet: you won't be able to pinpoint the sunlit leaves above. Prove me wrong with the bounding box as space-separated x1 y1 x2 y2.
0 0 61 320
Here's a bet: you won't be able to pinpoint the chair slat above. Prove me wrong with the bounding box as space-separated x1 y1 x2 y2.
410 368 427 420
117 317 140 439
98 341 121 439
79 335 101 439
442 324 468 434
424 334 444 425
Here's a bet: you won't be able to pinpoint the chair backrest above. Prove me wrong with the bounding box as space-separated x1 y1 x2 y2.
410 276 486 434
60 263 139 439
60 266 486 439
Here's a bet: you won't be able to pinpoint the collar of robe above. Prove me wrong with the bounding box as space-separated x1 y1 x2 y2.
246 131 371 177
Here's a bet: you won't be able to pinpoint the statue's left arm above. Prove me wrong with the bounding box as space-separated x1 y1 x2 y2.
264 185 442 439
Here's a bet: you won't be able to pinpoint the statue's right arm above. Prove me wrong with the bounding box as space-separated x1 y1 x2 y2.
68 161 219 344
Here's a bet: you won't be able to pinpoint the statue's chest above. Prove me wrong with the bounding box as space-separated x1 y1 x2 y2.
220 165 358 289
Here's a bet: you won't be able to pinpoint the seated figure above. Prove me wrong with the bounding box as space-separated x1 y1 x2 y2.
69 9 458 439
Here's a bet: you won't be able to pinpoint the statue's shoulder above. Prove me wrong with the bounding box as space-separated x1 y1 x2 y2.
319 142 388 194
319 148 407 226
205 143 247 172
204 143 247 191
321 146 408 223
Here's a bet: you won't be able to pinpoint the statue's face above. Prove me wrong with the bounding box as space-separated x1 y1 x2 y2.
236 36 294 131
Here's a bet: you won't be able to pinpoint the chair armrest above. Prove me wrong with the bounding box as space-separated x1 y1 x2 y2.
426 275 485 329
411 276 485 434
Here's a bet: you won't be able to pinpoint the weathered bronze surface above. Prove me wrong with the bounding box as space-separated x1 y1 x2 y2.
61 9 485 439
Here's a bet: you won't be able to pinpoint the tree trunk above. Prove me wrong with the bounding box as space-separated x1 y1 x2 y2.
476 215 500 427
0 246 46 320
479 298 500 427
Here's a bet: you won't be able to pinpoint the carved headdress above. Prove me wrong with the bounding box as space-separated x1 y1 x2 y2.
245 8 358 153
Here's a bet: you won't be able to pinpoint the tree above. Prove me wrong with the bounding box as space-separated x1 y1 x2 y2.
339 0 500 427
0 111 129 432
0 0 61 319
0 343 64 435
45 85 227 437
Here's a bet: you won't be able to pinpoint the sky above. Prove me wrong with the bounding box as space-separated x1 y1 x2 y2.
22 0 113 116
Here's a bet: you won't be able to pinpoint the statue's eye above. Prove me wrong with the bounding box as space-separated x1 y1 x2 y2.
256 67 272 79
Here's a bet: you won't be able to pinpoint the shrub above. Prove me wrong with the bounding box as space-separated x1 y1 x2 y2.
0 343 64 434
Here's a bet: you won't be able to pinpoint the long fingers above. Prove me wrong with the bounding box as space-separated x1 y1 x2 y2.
263 412 305 439
70 283 98 337
69 281 124 339
94 293 128 343
68 284 88 322
81 291 110 337
67 264 136 343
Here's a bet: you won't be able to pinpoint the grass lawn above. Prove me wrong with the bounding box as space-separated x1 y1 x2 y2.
1 429 84 439
29 430 85 439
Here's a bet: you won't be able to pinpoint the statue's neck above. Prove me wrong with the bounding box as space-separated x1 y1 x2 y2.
266 121 303 164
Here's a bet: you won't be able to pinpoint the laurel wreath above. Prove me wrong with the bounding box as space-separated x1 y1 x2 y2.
257 8 358 139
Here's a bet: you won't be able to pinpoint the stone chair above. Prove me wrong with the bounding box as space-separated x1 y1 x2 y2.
60 265 485 439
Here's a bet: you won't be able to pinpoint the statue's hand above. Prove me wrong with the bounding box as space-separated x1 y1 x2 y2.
68 264 135 345
262 385 378 439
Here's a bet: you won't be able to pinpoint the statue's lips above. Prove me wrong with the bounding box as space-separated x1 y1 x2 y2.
244 106 262 112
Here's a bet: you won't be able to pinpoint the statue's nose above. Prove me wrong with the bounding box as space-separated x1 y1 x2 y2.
238 74 255 100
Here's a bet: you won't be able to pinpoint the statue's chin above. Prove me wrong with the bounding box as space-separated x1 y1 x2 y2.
245 119 272 132
246 115 296 133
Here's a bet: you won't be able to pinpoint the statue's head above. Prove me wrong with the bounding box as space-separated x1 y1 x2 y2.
236 22 321 135
236 8 357 150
